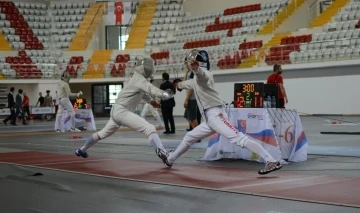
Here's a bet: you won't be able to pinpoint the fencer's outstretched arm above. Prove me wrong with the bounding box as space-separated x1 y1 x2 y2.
177 79 194 90
142 93 153 104
137 79 166 99
192 66 211 83
58 81 81 98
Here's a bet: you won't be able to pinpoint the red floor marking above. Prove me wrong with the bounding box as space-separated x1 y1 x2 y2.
1 151 360 207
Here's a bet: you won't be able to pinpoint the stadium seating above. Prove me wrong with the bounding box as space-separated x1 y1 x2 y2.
49 2 91 50
266 0 360 65
147 0 289 71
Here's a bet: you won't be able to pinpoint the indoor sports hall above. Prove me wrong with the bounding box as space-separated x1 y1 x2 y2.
0 0 360 212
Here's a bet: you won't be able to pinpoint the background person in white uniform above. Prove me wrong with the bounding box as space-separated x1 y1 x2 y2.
140 78 165 130
157 49 282 175
75 58 174 160
55 72 83 133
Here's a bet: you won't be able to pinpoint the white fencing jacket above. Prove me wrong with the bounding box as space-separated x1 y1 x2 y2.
177 67 224 119
57 81 78 99
115 71 164 112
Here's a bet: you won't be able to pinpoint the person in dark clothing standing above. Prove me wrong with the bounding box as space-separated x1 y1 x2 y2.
3 87 16 126
160 72 176 134
15 89 27 125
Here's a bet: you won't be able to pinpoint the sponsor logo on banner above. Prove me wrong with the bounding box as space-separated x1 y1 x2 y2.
31 107 53 114
0 108 10 115
247 113 263 120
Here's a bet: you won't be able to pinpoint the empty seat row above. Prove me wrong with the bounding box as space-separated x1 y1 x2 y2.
53 15 84 22
289 48 360 63
180 19 215 30
300 39 357 51
7 35 49 43
54 22 80 29
224 4 261 16
313 29 360 42
335 11 360 22
50 2 90 9
0 20 51 29
18 50 53 57
148 31 167 39
13 2 47 10
344 3 360 11
151 52 170 60
220 36 247 45
183 12 222 23
323 20 358 32
219 9 278 23
0 15 52 23
149 24 176 32
176 30 228 43
52 36 73 43
205 20 242 32
183 39 220 49
51 9 87 16
280 34 312 45
2 28 50 36
154 10 186 18
16 8 47 16
239 40 263 50
156 4 182 11
151 17 184 25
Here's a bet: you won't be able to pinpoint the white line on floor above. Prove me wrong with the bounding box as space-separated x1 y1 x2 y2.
220 176 327 190
32 158 115 166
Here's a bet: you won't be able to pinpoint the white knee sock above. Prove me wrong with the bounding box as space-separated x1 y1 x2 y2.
81 133 100 152
154 114 164 127
55 114 62 130
244 139 276 163
167 141 190 164
70 113 75 129
148 133 166 152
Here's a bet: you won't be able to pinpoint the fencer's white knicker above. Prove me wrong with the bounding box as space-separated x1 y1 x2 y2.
95 104 157 140
181 106 249 147
56 98 76 129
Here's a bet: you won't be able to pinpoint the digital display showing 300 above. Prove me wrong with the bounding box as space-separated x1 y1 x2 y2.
234 83 264 108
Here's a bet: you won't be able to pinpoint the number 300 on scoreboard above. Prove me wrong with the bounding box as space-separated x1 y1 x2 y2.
234 83 264 108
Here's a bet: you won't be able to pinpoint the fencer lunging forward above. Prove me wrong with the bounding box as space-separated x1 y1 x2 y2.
157 50 282 175
55 72 83 133
75 58 173 159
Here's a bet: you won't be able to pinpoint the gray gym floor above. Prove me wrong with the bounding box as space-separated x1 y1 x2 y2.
0 115 360 213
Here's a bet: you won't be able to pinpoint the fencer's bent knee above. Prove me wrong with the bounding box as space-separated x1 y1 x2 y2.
183 132 197 146
230 134 249 148
144 125 156 137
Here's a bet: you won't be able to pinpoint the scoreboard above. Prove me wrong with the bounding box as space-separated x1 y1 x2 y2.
234 82 279 108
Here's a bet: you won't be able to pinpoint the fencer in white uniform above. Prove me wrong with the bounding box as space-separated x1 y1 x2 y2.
75 58 173 159
140 79 165 130
157 49 283 175
55 72 83 132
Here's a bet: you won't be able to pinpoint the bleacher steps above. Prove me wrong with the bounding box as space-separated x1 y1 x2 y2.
68 3 105 51
308 0 350 28
258 0 307 35
125 0 157 49
84 50 113 78
0 33 11 51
